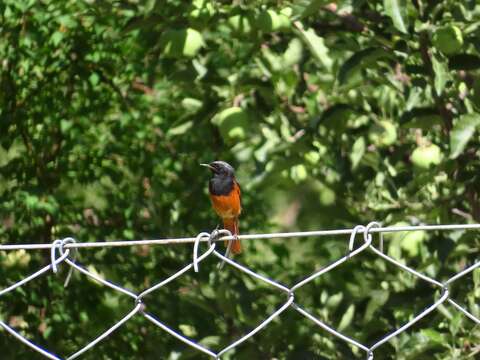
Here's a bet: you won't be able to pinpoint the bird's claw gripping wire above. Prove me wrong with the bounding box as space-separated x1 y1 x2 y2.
192 229 233 272
219 229 234 269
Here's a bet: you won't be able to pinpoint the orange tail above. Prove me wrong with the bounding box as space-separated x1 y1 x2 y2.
223 217 241 254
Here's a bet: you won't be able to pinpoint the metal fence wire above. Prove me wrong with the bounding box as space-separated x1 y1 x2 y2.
1 222 480 359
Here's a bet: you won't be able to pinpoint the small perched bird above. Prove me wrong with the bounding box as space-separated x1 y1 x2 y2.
201 161 242 254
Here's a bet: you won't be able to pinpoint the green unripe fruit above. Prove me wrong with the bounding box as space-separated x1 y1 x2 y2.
387 222 427 257
411 144 443 169
160 28 204 58
214 107 249 141
432 25 464 55
280 7 293 18
290 164 308 183
368 120 397 147
276 12 291 30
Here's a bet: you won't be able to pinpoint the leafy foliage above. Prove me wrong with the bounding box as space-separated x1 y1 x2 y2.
1 0 480 359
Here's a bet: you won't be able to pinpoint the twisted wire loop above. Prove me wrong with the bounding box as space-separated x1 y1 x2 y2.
1 224 480 359
1 239 73 360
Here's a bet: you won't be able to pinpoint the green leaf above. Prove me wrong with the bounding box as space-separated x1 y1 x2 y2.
365 290 389 322
167 120 194 137
181 98 203 112
420 329 446 344
326 292 343 310
294 22 332 70
401 107 443 129
450 113 480 159
292 0 330 19
350 136 365 170
60 119 73 133
50 31 64 46
25 194 39 209
338 304 355 331
338 47 393 85
89 72 100 86
283 38 303 67
383 0 407 33
431 55 448 95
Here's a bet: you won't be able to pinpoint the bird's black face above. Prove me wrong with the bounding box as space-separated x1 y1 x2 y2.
201 161 235 177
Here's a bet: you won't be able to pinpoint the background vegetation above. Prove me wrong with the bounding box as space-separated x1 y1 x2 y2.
1 0 480 359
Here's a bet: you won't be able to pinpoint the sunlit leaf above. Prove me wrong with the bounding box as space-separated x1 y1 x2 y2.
350 136 365 170
338 304 355 332
432 54 448 95
384 0 408 33
450 113 480 159
294 22 332 70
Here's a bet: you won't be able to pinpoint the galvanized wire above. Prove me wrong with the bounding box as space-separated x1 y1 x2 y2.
1 222 480 359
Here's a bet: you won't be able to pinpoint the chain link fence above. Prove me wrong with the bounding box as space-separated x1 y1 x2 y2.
1 222 480 359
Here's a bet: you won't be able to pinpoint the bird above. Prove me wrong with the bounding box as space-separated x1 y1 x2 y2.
201 161 242 254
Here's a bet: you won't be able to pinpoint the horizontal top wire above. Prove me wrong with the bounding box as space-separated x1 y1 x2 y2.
1 223 479 251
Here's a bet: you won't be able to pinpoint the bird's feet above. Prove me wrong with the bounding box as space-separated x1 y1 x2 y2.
210 225 221 242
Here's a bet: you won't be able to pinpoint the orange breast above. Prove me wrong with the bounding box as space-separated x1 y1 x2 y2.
210 182 241 219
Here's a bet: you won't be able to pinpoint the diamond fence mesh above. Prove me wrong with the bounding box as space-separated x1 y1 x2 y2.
1 222 480 359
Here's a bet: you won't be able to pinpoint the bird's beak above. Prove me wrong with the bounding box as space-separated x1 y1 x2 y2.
200 163 214 170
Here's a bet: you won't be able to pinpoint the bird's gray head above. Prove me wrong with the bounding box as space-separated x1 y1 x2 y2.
201 161 235 177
